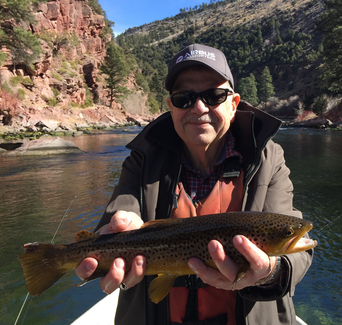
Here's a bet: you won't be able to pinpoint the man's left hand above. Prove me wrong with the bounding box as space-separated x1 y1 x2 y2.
188 235 277 290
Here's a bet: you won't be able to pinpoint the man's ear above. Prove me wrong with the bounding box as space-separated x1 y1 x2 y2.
230 93 240 122
167 97 174 115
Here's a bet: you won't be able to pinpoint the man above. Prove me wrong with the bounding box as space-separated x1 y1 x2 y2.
76 44 313 324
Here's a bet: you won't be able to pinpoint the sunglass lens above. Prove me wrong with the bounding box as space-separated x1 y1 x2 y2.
172 92 196 109
203 89 227 105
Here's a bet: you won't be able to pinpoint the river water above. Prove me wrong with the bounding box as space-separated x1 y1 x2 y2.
0 127 341 325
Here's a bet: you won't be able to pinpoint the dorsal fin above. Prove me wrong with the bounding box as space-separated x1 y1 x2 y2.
74 230 99 242
141 218 183 229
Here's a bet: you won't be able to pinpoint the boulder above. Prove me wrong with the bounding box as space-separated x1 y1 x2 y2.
0 137 83 156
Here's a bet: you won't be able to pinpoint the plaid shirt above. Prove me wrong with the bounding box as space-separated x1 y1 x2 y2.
181 130 242 202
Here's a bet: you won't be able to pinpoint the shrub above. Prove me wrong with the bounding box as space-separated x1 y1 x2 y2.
10 75 33 86
312 96 328 116
48 97 59 106
52 88 60 97
17 88 26 100
52 72 63 82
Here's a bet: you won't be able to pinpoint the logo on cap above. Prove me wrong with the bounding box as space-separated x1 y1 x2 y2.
176 56 184 64
175 51 216 66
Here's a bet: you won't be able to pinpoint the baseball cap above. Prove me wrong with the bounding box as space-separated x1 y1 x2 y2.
165 44 234 92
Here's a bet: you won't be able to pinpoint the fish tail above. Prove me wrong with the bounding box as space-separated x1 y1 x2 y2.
18 242 75 297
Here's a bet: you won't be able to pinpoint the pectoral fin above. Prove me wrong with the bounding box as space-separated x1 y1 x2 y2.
148 274 177 304
232 258 250 288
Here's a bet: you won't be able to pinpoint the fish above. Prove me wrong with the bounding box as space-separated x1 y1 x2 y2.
18 211 317 303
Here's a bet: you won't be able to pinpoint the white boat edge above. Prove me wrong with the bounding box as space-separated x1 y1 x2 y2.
70 289 309 325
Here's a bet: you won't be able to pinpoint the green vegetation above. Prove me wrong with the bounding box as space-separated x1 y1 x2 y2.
48 97 59 106
17 88 26 100
52 88 60 97
82 85 94 108
52 72 63 82
259 67 275 108
100 42 130 107
117 9 326 110
312 95 328 116
9 75 33 87
236 73 259 106
319 0 342 94
0 0 45 66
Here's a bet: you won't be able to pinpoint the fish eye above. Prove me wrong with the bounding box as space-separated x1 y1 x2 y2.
299 223 303 228
284 226 295 237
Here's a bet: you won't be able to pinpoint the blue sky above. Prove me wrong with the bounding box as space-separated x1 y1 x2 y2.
99 0 206 36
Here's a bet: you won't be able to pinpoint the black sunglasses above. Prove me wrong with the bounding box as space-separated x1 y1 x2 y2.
170 88 234 109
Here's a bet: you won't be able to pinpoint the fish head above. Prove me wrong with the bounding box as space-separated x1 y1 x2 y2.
248 215 317 256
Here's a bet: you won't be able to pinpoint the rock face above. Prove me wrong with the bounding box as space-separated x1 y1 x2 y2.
0 0 111 111
33 0 106 58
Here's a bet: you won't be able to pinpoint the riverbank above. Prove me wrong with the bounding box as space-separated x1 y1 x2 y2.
282 118 342 130
0 104 156 141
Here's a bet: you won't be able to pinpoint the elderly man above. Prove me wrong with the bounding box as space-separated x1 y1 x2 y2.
76 44 313 325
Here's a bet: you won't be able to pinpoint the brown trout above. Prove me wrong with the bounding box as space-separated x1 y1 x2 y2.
18 211 317 303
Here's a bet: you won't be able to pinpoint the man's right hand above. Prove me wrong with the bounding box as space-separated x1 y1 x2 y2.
74 211 146 294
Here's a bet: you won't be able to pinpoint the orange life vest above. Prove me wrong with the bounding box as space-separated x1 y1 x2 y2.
169 165 244 325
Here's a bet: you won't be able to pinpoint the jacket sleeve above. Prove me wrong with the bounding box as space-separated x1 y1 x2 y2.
240 141 314 301
94 150 143 232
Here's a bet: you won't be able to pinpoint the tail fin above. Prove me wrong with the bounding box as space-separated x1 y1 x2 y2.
18 242 74 296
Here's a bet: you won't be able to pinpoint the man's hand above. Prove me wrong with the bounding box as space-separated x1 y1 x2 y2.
75 211 146 294
188 235 277 290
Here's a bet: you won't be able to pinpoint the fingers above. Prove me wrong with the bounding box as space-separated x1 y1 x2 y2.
75 212 145 294
188 241 237 290
97 211 143 235
101 255 146 294
233 235 272 278
188 237 276 291
75 257 98 280
123 255 146 288
208 240 239 280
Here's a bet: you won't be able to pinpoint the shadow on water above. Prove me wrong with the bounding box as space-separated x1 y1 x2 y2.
1 127 341 324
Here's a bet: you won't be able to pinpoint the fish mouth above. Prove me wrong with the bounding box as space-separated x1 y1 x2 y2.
282 236 317 254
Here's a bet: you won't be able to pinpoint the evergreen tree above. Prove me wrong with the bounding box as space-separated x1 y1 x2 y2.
0 0 44 66
320 0 342 94
100 42 130 107
258 66 275 109
149 63 169 112
236 73 259 106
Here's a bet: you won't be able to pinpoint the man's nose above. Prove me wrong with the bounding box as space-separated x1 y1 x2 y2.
191 97 210 113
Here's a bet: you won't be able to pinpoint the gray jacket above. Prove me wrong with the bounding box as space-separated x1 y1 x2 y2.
96 101 313 325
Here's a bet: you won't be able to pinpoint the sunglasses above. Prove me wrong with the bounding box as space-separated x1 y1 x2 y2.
170 88 234 109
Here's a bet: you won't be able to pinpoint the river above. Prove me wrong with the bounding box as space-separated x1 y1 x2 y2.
0 127 341 325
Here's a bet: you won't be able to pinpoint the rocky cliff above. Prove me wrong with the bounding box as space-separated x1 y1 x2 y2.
0 0 151 136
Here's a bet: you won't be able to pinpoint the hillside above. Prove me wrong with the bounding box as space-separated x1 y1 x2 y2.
117 0 327 117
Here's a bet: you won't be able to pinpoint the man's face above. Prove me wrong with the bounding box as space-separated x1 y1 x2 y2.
167 66 240 151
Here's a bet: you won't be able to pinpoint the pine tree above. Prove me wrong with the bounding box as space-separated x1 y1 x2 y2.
149 63 169 112
100 42 130 107
236 73 259 106
320 0 342 94
259 67 275 109
0 0 43 66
